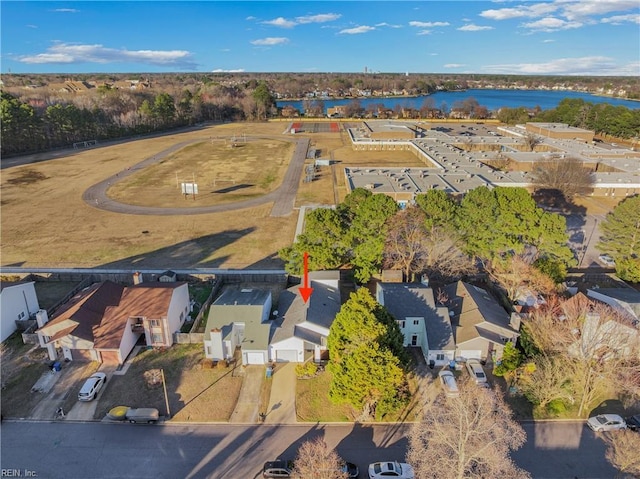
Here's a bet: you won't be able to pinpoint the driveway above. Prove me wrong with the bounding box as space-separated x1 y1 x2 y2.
229 366 265 423
264 362 297 424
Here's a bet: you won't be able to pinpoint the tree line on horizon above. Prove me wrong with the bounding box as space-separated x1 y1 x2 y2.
2 73 639 157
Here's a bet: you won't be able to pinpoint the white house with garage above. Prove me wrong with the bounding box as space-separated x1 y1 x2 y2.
270 271 341 363
203 288 273 365
1 280 40 342
376 281 455 367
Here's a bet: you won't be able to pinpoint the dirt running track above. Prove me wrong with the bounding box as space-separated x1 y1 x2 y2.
82 135 310 217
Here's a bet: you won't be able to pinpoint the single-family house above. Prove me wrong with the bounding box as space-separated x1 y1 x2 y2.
376 282 455 367
0 280 40 342
443 281 521 362
37 280 190 364
586 287 640 325
203 288 272 365
563 292 639 360
270 271 342 363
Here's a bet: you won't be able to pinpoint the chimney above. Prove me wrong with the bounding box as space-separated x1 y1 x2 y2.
133 271 143 285
510 312 522 331
35 309 49 328
420 274 430 287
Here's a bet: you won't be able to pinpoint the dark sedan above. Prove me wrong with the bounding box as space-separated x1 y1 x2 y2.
625 414 640 431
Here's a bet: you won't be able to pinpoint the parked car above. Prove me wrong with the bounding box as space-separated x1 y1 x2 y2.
125 407 159 424
625 414 640 432
598 254 616 267
438 370 459 397
77 372 107 401
368 461 414 479
263 460 295 478
341 461 359 478
587 414 627 432
465 359 487 386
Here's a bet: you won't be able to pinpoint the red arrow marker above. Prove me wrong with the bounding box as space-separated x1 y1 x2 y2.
299 252 313 304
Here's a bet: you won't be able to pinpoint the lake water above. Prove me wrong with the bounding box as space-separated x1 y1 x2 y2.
277 89 640 113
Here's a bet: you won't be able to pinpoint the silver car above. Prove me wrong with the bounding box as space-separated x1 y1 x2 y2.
465 359 488 386
587 414 626 432
78 372 107 401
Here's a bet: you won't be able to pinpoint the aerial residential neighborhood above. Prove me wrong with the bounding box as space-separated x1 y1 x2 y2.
2 2 640 478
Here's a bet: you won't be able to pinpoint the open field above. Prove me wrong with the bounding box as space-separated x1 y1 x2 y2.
0 120 620 269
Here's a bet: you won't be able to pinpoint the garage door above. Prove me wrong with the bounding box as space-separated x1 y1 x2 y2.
459 350 482 361
275 350 298 362
246 352 265 365
72 349 95 361
100 350 121 365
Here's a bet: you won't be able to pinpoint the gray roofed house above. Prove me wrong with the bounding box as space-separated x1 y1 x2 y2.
444 281 520 361
203 287 273 365
376 282 455 367
587 287 640 324
270 273 341 363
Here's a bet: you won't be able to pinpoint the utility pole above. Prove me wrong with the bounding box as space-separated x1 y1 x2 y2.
161 368 171 419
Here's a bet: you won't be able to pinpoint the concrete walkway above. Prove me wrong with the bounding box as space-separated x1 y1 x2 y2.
264 363 297 424
228 366 265 423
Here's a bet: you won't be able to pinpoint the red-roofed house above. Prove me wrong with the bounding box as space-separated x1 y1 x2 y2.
37 280 190 364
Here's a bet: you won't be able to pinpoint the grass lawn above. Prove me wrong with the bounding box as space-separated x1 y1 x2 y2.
296 369 421 423
1 332 57 417
94 343 242 422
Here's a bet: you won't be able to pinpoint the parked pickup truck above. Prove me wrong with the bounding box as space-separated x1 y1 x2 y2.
125 408 160 424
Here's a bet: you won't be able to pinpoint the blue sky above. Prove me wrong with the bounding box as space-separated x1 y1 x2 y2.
1 1 639 75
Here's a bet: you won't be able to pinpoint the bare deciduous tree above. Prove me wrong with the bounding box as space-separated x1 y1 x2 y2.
530 157 594 198
292 438 348 479
523 132 541 152
518 355 577 412
407 380 531 479
603 430 640 478
384 206 429 281
489 255 555 303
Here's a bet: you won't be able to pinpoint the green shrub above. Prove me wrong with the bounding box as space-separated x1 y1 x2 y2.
546 399 568 416
295 361 318 378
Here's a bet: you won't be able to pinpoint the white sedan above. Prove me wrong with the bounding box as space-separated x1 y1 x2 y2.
368 461 414 479
586 414 627 432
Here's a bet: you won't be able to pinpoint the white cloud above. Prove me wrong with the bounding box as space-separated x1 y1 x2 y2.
444 63 465 68
485 55 634 75
261 12 340 28
542 39 556 43
296 13 341 24
262 17 297 28
211 68 245 73
338 26 375 34
601 13 640 24
409 21 450 27
250 37 289 46
522 17 583 32
18 42 197 69
52 8 79 13
480 3 558 20
376 22 402 28
417 30 432 36
27 24 38 29
457 24 494 31
560 0 639 21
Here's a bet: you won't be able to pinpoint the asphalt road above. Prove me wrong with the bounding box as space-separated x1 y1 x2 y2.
0 420 617 479
82 136 309 217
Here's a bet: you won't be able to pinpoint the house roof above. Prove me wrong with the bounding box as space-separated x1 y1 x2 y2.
588 288 640 320
272 281 341 344
40 281 125 343
444 281 518 346
39 281 185 349
94 282 185 349
204 287 272 348
0 280 35 294
378 282 455 351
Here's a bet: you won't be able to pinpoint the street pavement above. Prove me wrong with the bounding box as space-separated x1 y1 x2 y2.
0 420 618 479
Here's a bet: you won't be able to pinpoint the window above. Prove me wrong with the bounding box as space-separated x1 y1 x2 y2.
400 321 405 329
151 333 163 344
411 335 418 346
150 319 160 327
413 319 419 325
436 353 445 361
17 311 25 320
